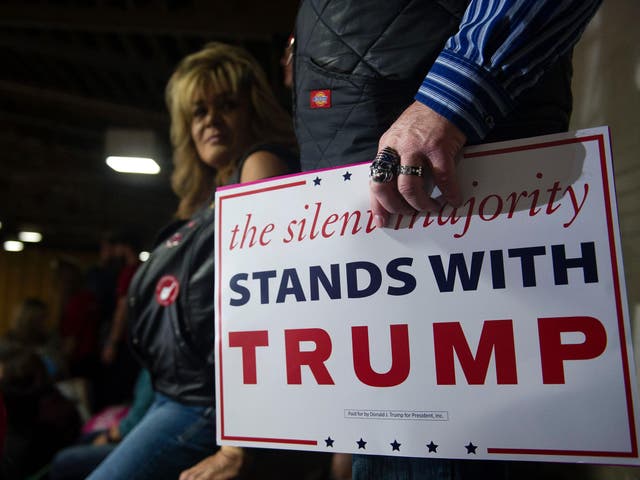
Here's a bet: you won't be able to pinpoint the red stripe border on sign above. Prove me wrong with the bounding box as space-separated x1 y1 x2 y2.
216 134 638 457
216 179 317 446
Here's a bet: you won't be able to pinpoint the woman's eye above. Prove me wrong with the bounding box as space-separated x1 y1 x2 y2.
217 99 238 112
193 106 207 118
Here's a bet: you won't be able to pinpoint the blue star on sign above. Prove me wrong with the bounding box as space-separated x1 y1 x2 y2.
313 176 322 186
465 442 477 454
390 440 401 451
427 441 438 453
343 171 352 181
357 438 367 449
325 437 334 447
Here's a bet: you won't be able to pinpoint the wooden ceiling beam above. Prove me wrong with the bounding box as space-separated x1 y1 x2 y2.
0 34 171 77
0 2 297 38
0 80 168 128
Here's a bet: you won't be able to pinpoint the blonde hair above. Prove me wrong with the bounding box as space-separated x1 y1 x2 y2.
166 42 296 219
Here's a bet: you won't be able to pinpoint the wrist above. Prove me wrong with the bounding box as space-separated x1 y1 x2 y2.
219 445 248 469
107 427 121 443
220 445 244 458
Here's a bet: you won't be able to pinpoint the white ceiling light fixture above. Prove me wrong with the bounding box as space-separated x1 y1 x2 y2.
18 231 43 243
4 240 24 252
106 156 161 174
104 128 160 175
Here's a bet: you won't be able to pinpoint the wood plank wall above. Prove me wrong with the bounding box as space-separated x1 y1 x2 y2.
0 248 96 335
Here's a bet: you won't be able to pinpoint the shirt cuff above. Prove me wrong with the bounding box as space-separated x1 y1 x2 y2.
414 50 515 144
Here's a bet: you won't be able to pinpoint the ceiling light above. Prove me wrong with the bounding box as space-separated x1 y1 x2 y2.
104 128 159 174
4 240 24 252
106 156 160 174
18 231 43 243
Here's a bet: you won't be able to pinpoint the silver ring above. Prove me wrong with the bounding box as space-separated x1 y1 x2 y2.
369 147 400 183
398 165 424 177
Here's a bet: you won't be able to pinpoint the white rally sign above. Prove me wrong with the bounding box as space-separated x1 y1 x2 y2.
214 127 640 464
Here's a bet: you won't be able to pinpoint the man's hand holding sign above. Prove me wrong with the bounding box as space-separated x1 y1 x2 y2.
369 102 467 226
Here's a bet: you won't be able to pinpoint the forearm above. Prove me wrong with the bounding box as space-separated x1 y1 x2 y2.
108 296 128 345
415 0 602 142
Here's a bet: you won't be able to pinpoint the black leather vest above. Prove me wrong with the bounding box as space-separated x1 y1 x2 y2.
294 0 573 171
128 200 217 405
128 145 298 405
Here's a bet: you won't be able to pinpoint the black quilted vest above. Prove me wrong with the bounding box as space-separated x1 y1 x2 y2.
294 0 573 171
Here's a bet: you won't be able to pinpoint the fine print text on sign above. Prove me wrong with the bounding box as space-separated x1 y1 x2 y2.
214 127 640 465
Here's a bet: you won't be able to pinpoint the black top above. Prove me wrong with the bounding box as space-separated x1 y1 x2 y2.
128 144 298 405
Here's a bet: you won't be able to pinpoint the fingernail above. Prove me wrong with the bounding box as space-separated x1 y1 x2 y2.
375 215 386 228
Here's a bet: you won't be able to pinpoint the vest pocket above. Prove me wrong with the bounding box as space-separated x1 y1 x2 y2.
295 57 417 169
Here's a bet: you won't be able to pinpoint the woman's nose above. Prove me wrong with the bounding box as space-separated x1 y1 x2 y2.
204 107 222 125
204 109 214 124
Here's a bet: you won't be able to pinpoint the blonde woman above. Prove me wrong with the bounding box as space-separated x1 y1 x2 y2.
88 42 298 480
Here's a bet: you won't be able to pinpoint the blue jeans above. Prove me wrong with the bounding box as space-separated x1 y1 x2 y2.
87 393 216 480
352 455 508 480
49 441 116 480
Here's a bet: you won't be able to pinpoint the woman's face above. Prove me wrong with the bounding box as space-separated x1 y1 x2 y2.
190 91 253 169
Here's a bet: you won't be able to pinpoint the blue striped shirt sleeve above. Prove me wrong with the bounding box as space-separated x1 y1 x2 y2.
414 0 602 143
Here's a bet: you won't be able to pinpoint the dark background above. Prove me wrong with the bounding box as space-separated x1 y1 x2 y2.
0 0 299 252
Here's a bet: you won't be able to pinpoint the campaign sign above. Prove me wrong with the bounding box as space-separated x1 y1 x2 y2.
214 127 640 464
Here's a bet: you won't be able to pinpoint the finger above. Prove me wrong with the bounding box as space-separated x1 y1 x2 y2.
396 154 441 212
396 174 441 212
369 189 390 228
369 144 415 219
369 180 414 216
429 153 462 207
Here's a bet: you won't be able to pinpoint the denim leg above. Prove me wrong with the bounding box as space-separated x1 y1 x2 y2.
352 455 453 480
453 460 508 480
352 455 508 480
49 443 116 480
87 393 217 480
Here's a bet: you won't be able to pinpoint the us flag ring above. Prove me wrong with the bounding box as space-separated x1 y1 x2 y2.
369 146 400 183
